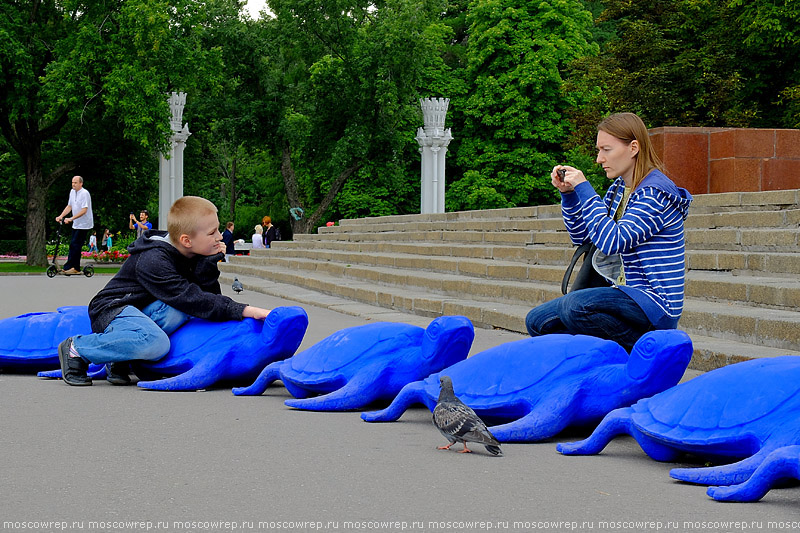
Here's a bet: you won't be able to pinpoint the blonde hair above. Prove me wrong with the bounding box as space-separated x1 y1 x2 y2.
167 196 218 243
598 112 665 190
254 224 263 234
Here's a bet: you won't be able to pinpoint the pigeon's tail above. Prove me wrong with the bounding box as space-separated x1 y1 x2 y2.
232 361 283 396
361 380 431 422
485 444 502 456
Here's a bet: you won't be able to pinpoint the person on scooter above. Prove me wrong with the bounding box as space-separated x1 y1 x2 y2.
55 176 94 275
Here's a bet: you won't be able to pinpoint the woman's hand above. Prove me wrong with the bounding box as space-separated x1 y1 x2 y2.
552 165 587 193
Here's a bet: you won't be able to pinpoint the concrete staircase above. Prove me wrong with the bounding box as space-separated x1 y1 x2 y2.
220 189 800 372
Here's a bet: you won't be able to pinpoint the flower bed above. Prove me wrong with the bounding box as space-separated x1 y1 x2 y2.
86 250 130 263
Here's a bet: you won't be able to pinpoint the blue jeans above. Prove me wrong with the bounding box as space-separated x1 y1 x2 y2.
525 287 653 352
72 301 190 364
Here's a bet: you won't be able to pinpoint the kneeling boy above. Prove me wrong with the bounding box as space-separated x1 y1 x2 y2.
58 196 270 386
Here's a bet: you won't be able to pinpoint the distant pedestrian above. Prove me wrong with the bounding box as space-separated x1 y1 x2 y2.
55 176 94 275
88 231 98 254
262 216 278 248
129 209 153 239
252 225 265 249
222 222 235 261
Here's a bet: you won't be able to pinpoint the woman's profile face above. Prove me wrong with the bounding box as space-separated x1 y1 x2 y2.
596 130 638 183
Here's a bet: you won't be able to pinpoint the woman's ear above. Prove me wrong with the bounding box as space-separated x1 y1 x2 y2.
630 139 640 157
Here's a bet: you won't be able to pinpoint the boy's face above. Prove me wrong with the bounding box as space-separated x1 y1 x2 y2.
186 212 223 256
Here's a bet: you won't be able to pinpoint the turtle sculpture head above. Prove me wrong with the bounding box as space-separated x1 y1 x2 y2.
623 329 694 396
419 315 474 370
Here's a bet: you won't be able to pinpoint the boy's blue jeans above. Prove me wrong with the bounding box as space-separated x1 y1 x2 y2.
72 301 190 364
525 287 652 352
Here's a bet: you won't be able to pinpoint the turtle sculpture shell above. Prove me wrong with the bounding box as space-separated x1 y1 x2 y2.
0 306 91 372
362 329 693 443
557 356 800 502
232 315 475 411
35 306 309 391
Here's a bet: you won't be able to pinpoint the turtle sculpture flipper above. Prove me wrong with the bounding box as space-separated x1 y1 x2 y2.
234 315 474 412
363 330 692 443
558 356 800 501
704 446 800 502
670 448 771 486
136 306 308 391
360 381 436 422
1 306 92 372
284 366 389 410
232 360 284 396
556 407 683 461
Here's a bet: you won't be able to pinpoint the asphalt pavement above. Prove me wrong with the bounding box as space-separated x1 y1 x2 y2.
1 274 798 533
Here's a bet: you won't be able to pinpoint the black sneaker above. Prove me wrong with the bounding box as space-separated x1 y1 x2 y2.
106 362 132 385
57 338 91 386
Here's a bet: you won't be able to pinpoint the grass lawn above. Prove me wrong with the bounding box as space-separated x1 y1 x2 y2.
0 262 122 274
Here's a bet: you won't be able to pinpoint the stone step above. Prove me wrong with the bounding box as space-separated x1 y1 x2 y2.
272 241 576 265
686 208 800 229
271 240 800 275
689 189 800 213
250 248 799 307
686 271 800 310
324 189 800 228
322 206 800 234
294 229 538 246
221 259 800 353
686 250 800 276
219 270 800 372
686 227 800 251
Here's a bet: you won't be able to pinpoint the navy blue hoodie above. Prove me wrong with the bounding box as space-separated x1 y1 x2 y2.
88 230 247 333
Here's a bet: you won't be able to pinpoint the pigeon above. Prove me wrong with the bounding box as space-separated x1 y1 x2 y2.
432 375 502 455
232 277 244 294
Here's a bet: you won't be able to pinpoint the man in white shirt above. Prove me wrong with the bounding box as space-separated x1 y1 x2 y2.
56 176 94 275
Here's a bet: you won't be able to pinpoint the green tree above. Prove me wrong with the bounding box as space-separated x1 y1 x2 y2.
565 0 800 144
450 0 599 211
263 0 451 233
730 0 800 126
0 0 225 265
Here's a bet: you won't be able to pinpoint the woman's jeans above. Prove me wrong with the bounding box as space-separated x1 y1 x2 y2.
72 301 190 364
525 287 653 352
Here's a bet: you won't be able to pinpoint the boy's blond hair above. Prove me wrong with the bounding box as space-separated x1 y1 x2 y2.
167 196 218 243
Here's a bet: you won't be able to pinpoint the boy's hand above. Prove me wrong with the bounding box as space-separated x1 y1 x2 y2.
243 306 271 320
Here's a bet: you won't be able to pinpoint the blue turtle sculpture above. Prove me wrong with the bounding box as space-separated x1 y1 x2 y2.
0 306 92 372
557 356 800 502
38 306 309 391
705 445 800 502
361 330 693 442
232 315 475 411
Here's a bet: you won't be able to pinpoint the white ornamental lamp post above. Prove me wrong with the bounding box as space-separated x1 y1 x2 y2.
158 92 192 229
416 97 453 214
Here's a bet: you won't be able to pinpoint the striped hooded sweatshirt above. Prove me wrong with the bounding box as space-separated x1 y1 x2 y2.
560 169 693 329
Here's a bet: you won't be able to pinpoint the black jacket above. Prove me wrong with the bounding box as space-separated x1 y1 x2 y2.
88 230 247 332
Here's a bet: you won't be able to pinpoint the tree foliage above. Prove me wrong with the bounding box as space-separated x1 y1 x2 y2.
448 0 599 211
0 0 226 264
2 0 800 253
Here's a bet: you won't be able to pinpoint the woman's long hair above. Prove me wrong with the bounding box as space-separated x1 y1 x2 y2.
598 113 665 189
